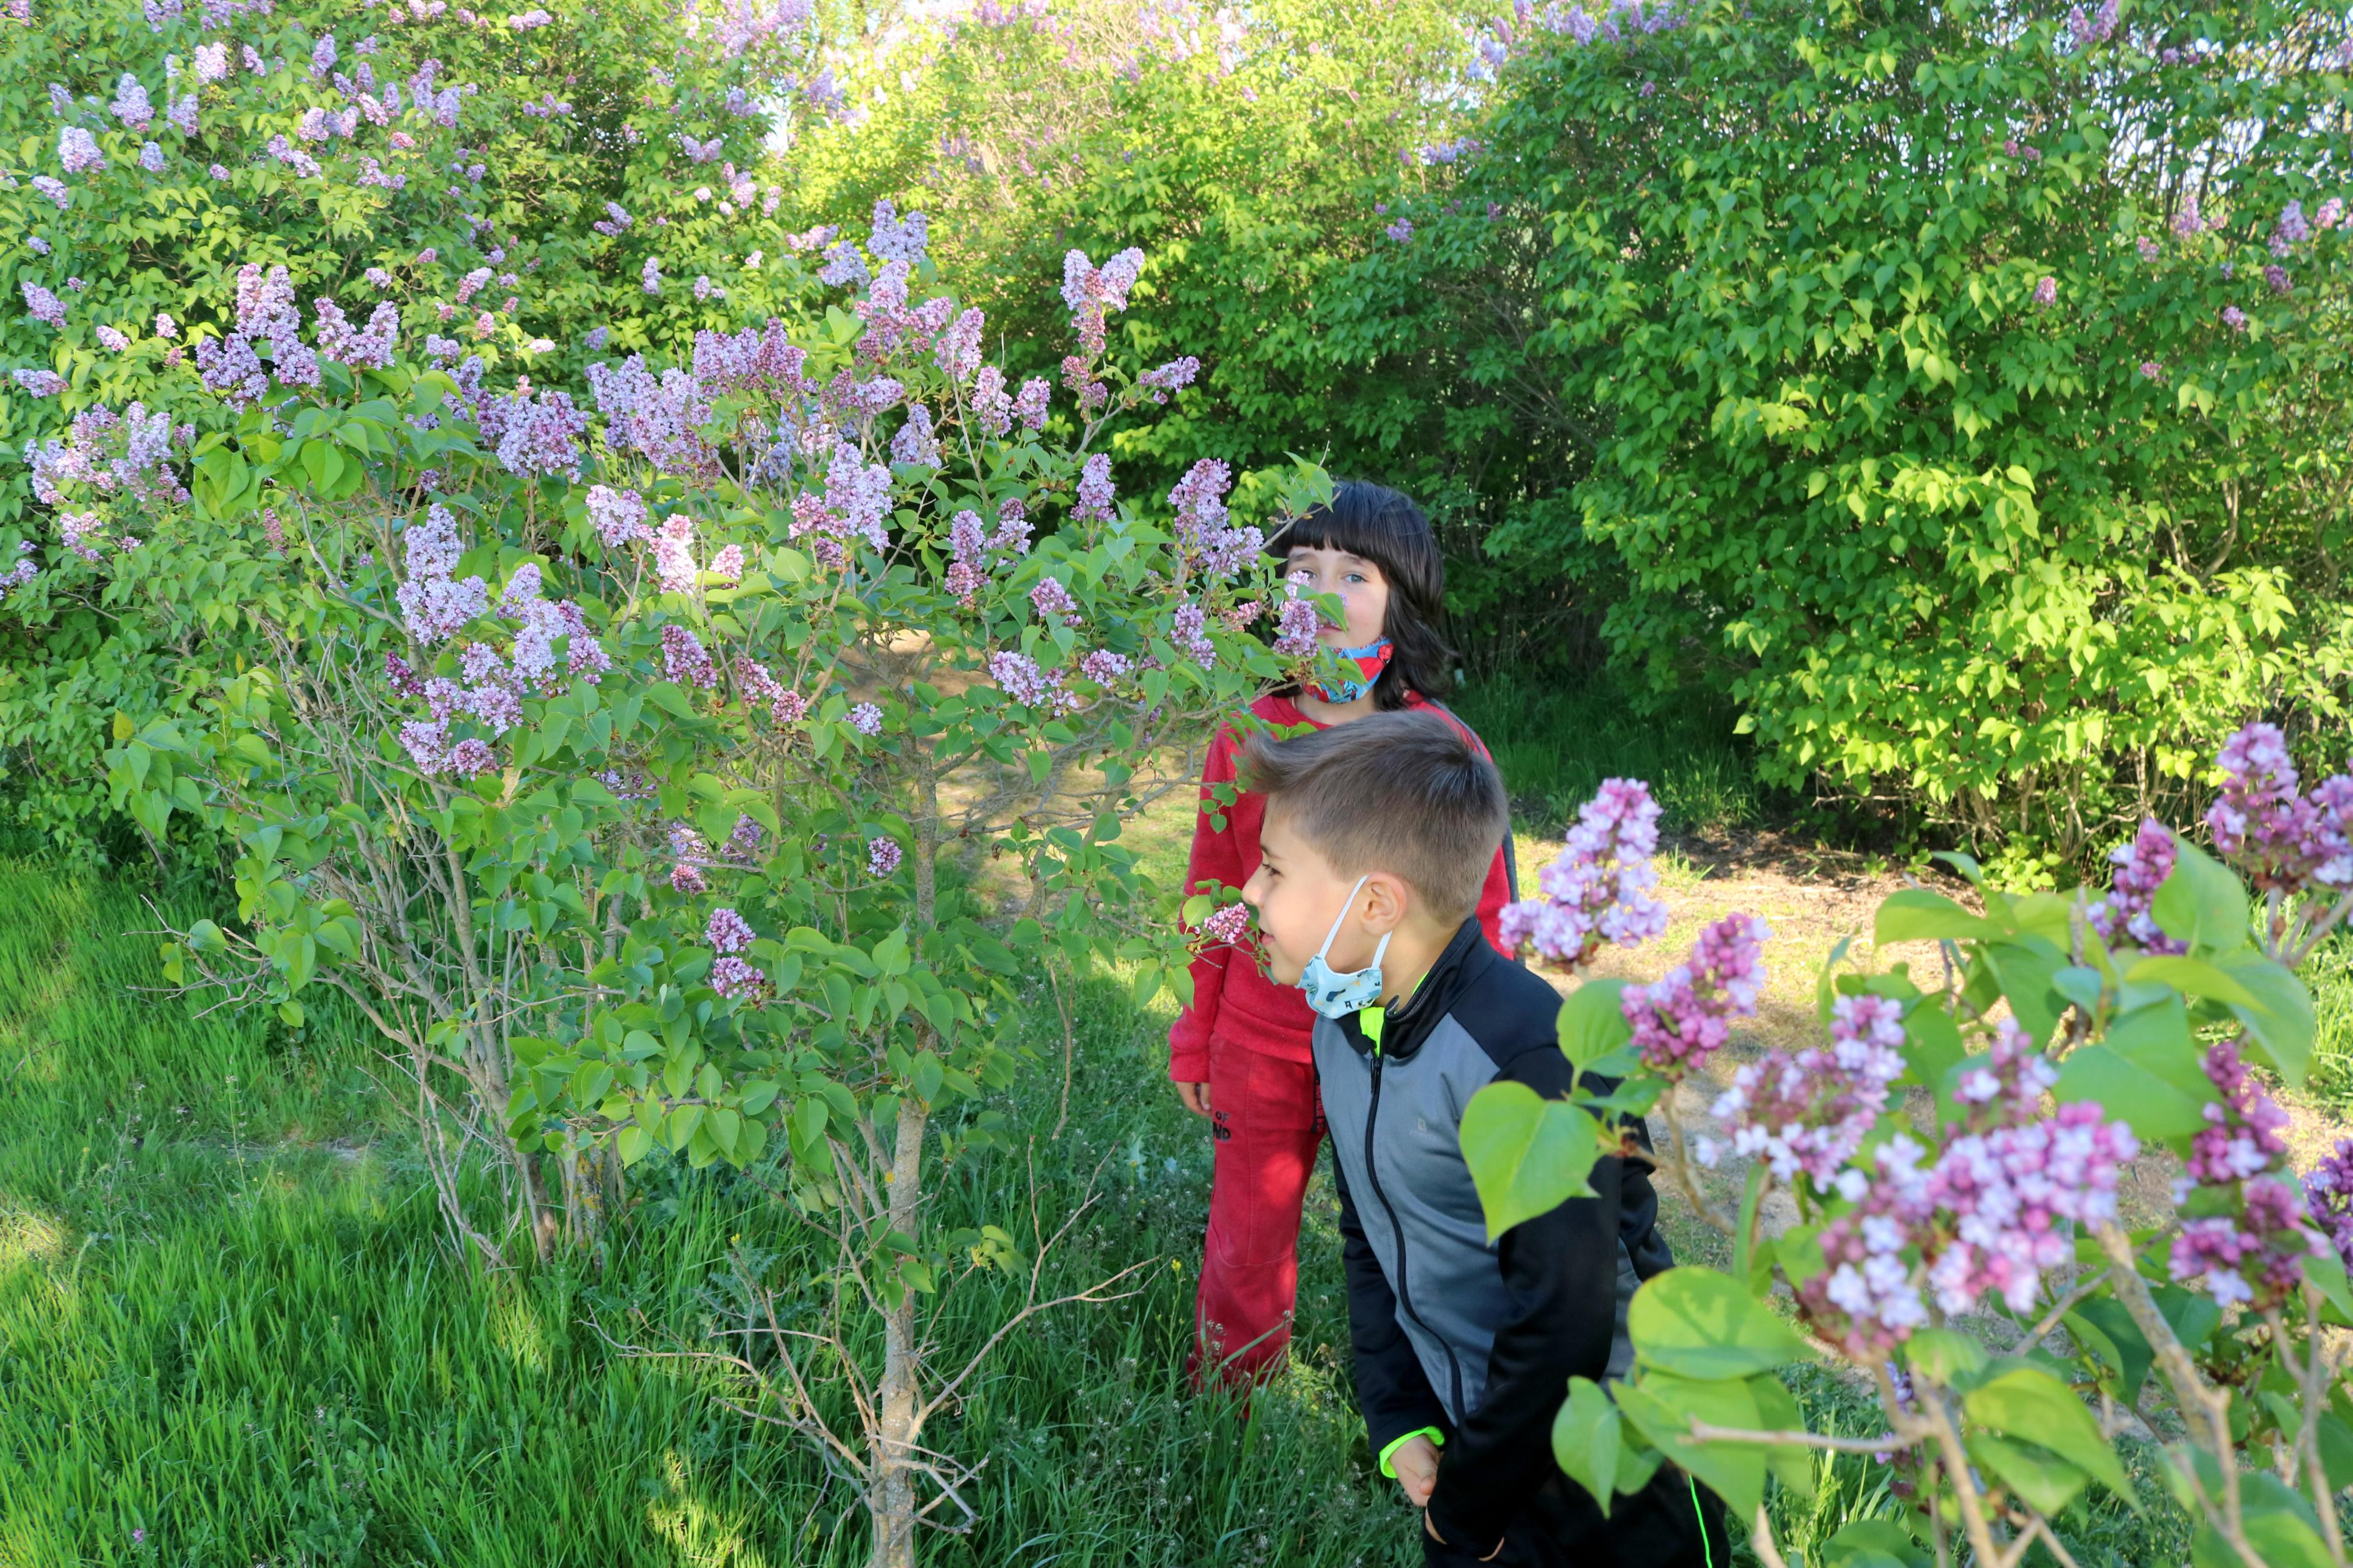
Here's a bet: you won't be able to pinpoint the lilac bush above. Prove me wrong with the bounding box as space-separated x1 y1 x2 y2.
115 203 1326 1568
1469 728 2353 1568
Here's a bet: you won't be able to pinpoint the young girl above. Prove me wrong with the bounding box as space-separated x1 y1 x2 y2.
1172 479 1517 1385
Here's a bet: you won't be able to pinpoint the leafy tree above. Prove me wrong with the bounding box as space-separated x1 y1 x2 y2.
1358 0 2353 869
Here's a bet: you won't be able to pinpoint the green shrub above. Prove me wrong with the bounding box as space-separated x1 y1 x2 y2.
1351 0 2353 864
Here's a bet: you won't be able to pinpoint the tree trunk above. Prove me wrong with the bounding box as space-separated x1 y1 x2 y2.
869 1094 928 1568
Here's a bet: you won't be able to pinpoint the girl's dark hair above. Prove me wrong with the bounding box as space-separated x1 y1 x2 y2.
1267 479 1456 710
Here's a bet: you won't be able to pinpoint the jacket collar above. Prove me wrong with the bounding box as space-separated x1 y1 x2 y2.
1336 918 1492 1062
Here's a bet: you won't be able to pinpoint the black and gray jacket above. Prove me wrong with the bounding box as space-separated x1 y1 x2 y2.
1315 918 1675 1555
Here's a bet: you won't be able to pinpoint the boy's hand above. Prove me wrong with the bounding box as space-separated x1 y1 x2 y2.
1175 1082 1212 1117
1390 1435 1439 1509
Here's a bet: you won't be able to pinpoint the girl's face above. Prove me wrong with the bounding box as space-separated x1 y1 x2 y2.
1284 545 1390 650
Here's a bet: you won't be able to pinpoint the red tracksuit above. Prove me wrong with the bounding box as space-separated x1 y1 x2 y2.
1171 691 1515 1384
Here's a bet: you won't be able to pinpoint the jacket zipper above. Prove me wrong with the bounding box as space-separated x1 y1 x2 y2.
1362 1044 1469 1422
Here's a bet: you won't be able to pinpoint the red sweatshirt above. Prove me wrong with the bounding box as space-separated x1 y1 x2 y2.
1166 691 1518 1080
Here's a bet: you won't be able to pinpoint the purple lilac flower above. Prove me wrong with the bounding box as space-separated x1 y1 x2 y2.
2304 1137 2353 1274
990 650 1063 709
1014 377 1050 432
1385 218 1413 242
20 282 65 328
662 624 716 688
1073 453 1115 524
1497 779 1669 967
2208 722 2353 894
711 955 768 1000
2222 304 2248 332
1030 576 1080 624
2266 265 2291 295
850 701 883 736
95 325 130 353
868 837 903 877
1079 649 1130 685
2273 201 2311 254
722 814 765 864
1273 591 1322 659
1059 246 1145 360
640 256 661 294
890 403 941 467
1623 913 1770 1078
112 74 154 129
1171 602 1216 669
2089 818 2187 953
2032 275 2056 306
706 906 755 954
1136 355 1198 404
12 368 66 396
2140 360 2164 380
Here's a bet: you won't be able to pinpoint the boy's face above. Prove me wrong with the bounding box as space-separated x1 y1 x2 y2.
1242 808 1383 987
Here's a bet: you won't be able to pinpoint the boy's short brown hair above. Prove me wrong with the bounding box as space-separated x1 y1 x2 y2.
1238 709 1508 923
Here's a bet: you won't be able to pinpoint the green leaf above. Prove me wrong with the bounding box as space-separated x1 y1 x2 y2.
2149 835 2250 955
2064 1297 2153 1403
1874 887 1994 944
2150 1283 2223 1354
1816 1519 1931 1568
1550 1377 1622 1515
1962 1367 2134 1506
1628 1267 1819 1379
1556 979 1632 1082
1966 1433 2086 1516
1982 938 2066 1041
2054 1045 2213 1142
1904 1327 1988 1391
2302 1250 2353 1327
2215 948 2315 1086
1614 1373 1766 1523
2317 1411 2353 1493
1898 1001 1964 1096
615 1123 651 1165
1458 1080 1600 1241
1746 1371 1816 1501
2125 954 2262 1011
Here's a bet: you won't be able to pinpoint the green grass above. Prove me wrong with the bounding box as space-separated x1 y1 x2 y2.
1450 670 1773 837
0 851 2199 1567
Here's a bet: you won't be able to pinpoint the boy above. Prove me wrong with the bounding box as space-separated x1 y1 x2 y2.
1237 711 1728 1567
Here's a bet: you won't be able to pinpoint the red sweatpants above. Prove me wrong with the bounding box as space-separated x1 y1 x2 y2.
1191 1043 1325 1386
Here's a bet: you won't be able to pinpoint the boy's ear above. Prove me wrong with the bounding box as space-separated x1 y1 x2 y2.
1360 871 1415 934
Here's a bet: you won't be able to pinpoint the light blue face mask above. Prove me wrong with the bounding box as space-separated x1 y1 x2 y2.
1298 876 1392 1020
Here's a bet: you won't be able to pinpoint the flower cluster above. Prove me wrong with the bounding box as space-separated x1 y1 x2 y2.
1712 993 1907 1193
394 503 489 644
2169 1039 2315 1309
1167 459 1261 581
2205 721 2353 895
2304 1137 2353 1274
867 836 902 877
2089 817 2185 953
1623 912 1770 1077
24 402 187 511
1498 778 1669 967
1200 901 1252 947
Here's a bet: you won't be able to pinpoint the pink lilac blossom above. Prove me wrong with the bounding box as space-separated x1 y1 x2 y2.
1079 649 1130 685
12 369 66 396
1624 913 1769 1077
1926 1098 2136 1315
2173 199 2206 237
1712 993 1908 1193
1201 901 1252 947
653 514 698 592
112 74 155 130
970 367 1013 436
2223 305 2249 332
850 702 883 736
867 837 902 877
708 545 744 586
2273 201 2311 254
95 325 130 353
1137 355 1198 403
2032 276 2056 305
2089 817 2187 953
1499 779 1669 966
991 650 1064 709
138 141 165 173
2065 0 2116 46
313 298 400 368
787 442 893 566
2166 1039 2315 1309
2267 265 2292 295
481 387 589 480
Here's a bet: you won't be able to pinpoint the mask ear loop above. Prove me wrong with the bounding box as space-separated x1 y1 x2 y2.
1316 875 1370 961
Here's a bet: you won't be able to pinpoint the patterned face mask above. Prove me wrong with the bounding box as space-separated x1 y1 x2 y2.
1298 875 1392 1019
1304 637 1393 705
